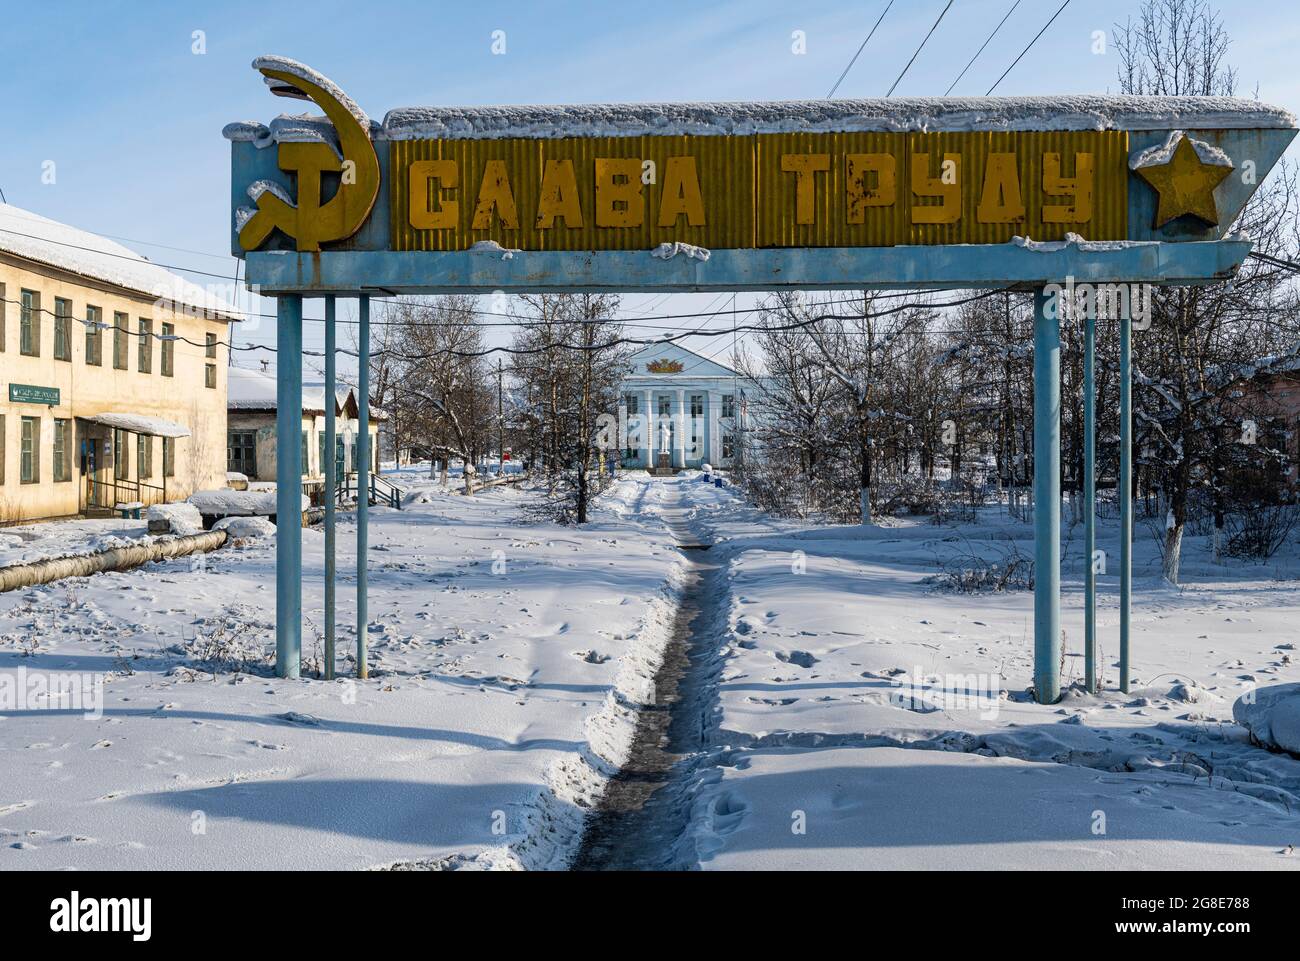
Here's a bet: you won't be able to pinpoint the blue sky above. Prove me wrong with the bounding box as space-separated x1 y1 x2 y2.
3 0 1297 376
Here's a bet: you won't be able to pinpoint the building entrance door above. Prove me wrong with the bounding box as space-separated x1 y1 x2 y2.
81 438 104 511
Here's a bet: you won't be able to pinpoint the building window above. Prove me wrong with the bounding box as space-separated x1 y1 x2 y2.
53 419 71 482
722 431 735 460
658 396 671 416
624 393 639 415
722 394 736 419
205 332 217 358
113 312 129 369
20 289 39 356
54 298 72 361
137 434 153 480
161 323 175 376
85 305 103 365
228 431 256 476
301 430 309 476
163 436 176 477
138 318 153 373
690 394 703 417
205 363 216 389
114 428 129 480
20 416 39 483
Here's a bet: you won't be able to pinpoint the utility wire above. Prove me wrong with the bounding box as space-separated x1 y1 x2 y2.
885 0 955 97
15 289 1012 360
0 218 984 330
985 0 1070 95
944 0 1020 95
827 0 895 98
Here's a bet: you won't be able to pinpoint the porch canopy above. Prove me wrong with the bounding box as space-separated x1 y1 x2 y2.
78 412 191 438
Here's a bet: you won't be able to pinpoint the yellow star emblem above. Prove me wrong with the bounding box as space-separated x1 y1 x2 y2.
1134 134 1233 228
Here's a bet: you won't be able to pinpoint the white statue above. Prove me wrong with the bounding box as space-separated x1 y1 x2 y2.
660 419 671 453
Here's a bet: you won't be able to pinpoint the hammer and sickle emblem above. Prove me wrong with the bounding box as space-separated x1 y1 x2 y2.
238 63 380 252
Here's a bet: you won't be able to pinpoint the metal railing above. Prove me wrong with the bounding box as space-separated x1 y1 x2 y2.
86 475 167 513
332 471 403 510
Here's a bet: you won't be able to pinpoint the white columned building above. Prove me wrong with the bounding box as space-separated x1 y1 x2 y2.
618 343 746 472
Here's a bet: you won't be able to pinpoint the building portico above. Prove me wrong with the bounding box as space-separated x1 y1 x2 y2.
618 343 744 471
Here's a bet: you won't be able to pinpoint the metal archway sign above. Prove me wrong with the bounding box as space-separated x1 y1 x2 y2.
227 56 1295 701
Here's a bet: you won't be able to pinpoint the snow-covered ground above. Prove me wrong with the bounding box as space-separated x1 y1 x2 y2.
0 518 154 567
662 474 1300 870
3 470 1298 870
0 477 682 870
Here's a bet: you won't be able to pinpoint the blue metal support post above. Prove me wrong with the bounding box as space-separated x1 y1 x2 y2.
1084 311 1097 693
275 295 303 679
1033 288 1061 704
324 296 337 680
1119 305 1133 692
357 295 370 679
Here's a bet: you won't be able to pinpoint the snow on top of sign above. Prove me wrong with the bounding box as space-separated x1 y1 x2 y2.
651 242 711 262
378 95 1295 141
0 203 241 319
1130 129 1233 169
250 55 372 131
469 239 519 260
1010 233 1160 253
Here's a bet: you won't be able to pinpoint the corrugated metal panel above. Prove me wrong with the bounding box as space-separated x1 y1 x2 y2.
755 132 908 248
904 130 1127 246
392 136 753 251
392 130 1125 250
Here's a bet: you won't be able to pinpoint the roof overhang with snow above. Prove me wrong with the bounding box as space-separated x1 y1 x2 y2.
227 57 1295 295
78 413 192 438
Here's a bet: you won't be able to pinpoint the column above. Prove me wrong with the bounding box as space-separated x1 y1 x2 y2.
324 295 337 681
617 394 628 469
275 295 302 680
357 294 371 680
644 388 654 467
1119 304 1133 693
707 390 722 464
1032 288 1060 704
674 388 686 468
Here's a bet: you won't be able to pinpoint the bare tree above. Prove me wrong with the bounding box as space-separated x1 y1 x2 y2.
1116 0 1300 583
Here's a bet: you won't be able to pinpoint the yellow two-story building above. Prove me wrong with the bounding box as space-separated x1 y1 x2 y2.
0 203 239 522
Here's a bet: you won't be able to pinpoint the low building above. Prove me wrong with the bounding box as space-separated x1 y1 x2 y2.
227 365 383 501
618 343 747 471
0 203 239 522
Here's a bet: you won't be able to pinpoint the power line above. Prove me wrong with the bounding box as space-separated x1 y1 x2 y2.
885 0 955 97
1247 250 1300 273
944 0 1021 95
0 217 990 331
985 0 1070 95
827 0 896 98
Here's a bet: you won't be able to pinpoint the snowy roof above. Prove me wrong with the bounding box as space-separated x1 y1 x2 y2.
0 203 241 320
78 412 192 438
376 95 1295 141
228 365 387 419
226 96 1297 150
